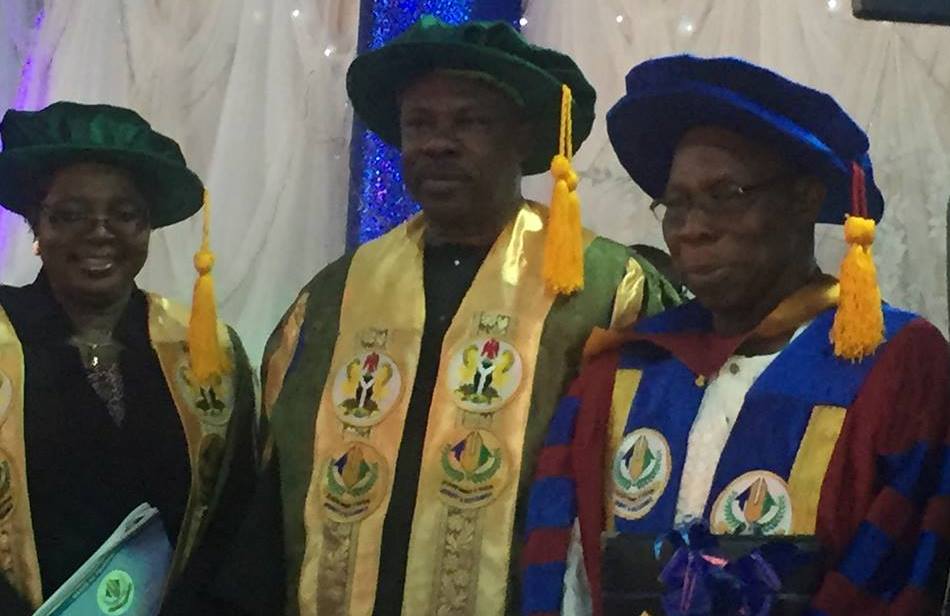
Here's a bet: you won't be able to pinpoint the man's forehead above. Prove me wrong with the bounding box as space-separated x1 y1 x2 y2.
398 69 523 110
671 125 789 174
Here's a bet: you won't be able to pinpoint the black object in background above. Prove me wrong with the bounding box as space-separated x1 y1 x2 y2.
853 0 950 26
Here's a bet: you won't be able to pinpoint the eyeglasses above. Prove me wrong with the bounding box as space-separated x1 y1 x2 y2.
40 203 149 236
649 175 791 227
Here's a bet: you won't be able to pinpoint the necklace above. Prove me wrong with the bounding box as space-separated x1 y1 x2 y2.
70 334 127 426
71 335 120 369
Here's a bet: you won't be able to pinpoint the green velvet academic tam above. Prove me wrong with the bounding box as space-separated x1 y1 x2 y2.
0 101 203 228
346 14 596 176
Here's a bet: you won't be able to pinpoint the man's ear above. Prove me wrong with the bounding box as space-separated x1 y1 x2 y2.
790 175 826 224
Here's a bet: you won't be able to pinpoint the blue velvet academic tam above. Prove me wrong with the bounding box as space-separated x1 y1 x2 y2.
606 54 884 224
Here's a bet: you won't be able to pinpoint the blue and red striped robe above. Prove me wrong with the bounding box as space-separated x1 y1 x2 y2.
522 298 950 615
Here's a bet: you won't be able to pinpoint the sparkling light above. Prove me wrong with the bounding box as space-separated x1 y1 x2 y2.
518 16 528 26
616 14 624 23
291 8 301 18
678 19 695 35
827 0 839 11
323 46 335 57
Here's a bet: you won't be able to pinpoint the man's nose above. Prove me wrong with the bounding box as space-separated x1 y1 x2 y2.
420 132 459 156
669 206 718 244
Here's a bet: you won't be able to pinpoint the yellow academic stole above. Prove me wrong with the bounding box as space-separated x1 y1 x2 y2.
298 203 591 615
0 296 236 608
145 295 238 581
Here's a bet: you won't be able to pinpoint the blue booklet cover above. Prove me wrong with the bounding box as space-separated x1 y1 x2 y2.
34 503 173 616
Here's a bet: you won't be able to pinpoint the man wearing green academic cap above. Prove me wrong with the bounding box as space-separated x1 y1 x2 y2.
215 15 679 616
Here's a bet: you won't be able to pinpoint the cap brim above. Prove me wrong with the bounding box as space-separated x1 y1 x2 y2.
0 145 204 228
607 84 884 224
347 40 588 176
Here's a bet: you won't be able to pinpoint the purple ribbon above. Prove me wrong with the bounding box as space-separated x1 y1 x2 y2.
655 522 784 616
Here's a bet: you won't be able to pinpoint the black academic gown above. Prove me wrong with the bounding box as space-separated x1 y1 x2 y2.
0 273 256 615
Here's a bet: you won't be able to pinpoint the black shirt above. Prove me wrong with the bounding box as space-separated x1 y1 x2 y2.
374 241 489 615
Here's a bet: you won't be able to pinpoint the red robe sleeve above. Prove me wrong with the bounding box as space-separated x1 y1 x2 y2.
813 318 950 614
521 350 621 616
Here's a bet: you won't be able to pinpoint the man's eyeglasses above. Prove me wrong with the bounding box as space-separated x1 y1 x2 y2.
40 203 149 236
649 175 791 227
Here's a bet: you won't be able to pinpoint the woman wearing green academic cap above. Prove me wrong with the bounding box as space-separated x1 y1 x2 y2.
0 102 257 615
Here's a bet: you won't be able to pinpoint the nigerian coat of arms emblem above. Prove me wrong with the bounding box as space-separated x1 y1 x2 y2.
332 351 402 427
446 337 522 413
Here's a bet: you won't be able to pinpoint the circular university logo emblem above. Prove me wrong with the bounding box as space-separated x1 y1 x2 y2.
710 470 793 536
97 569 134 615
322 442 388 523
445 338 522 414
612 429 672 521
438 429 509 509
332 351 402 428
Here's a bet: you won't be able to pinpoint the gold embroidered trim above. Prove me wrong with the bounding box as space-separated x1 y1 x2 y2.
0 305 41 607
316 521 357 616
432 508 482 616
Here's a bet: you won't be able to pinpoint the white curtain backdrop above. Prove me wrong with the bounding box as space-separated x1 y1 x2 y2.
0 0 947 365
0 0 41 110
0 0 357 362
522 0 950 336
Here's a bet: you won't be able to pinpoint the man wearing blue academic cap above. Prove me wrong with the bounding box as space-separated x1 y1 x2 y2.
522 55 950 616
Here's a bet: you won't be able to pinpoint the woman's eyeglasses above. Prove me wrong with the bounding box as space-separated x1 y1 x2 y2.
40 203 149 236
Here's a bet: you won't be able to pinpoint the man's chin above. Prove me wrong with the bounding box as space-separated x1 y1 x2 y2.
689 286 743 314
418 199 476 224
419 177 469 195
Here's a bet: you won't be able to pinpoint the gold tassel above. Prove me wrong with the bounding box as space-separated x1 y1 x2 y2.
188 190 230 384
543 84 584 295
830 163 884 360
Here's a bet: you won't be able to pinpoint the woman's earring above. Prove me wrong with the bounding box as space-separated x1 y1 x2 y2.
32 240 40 256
